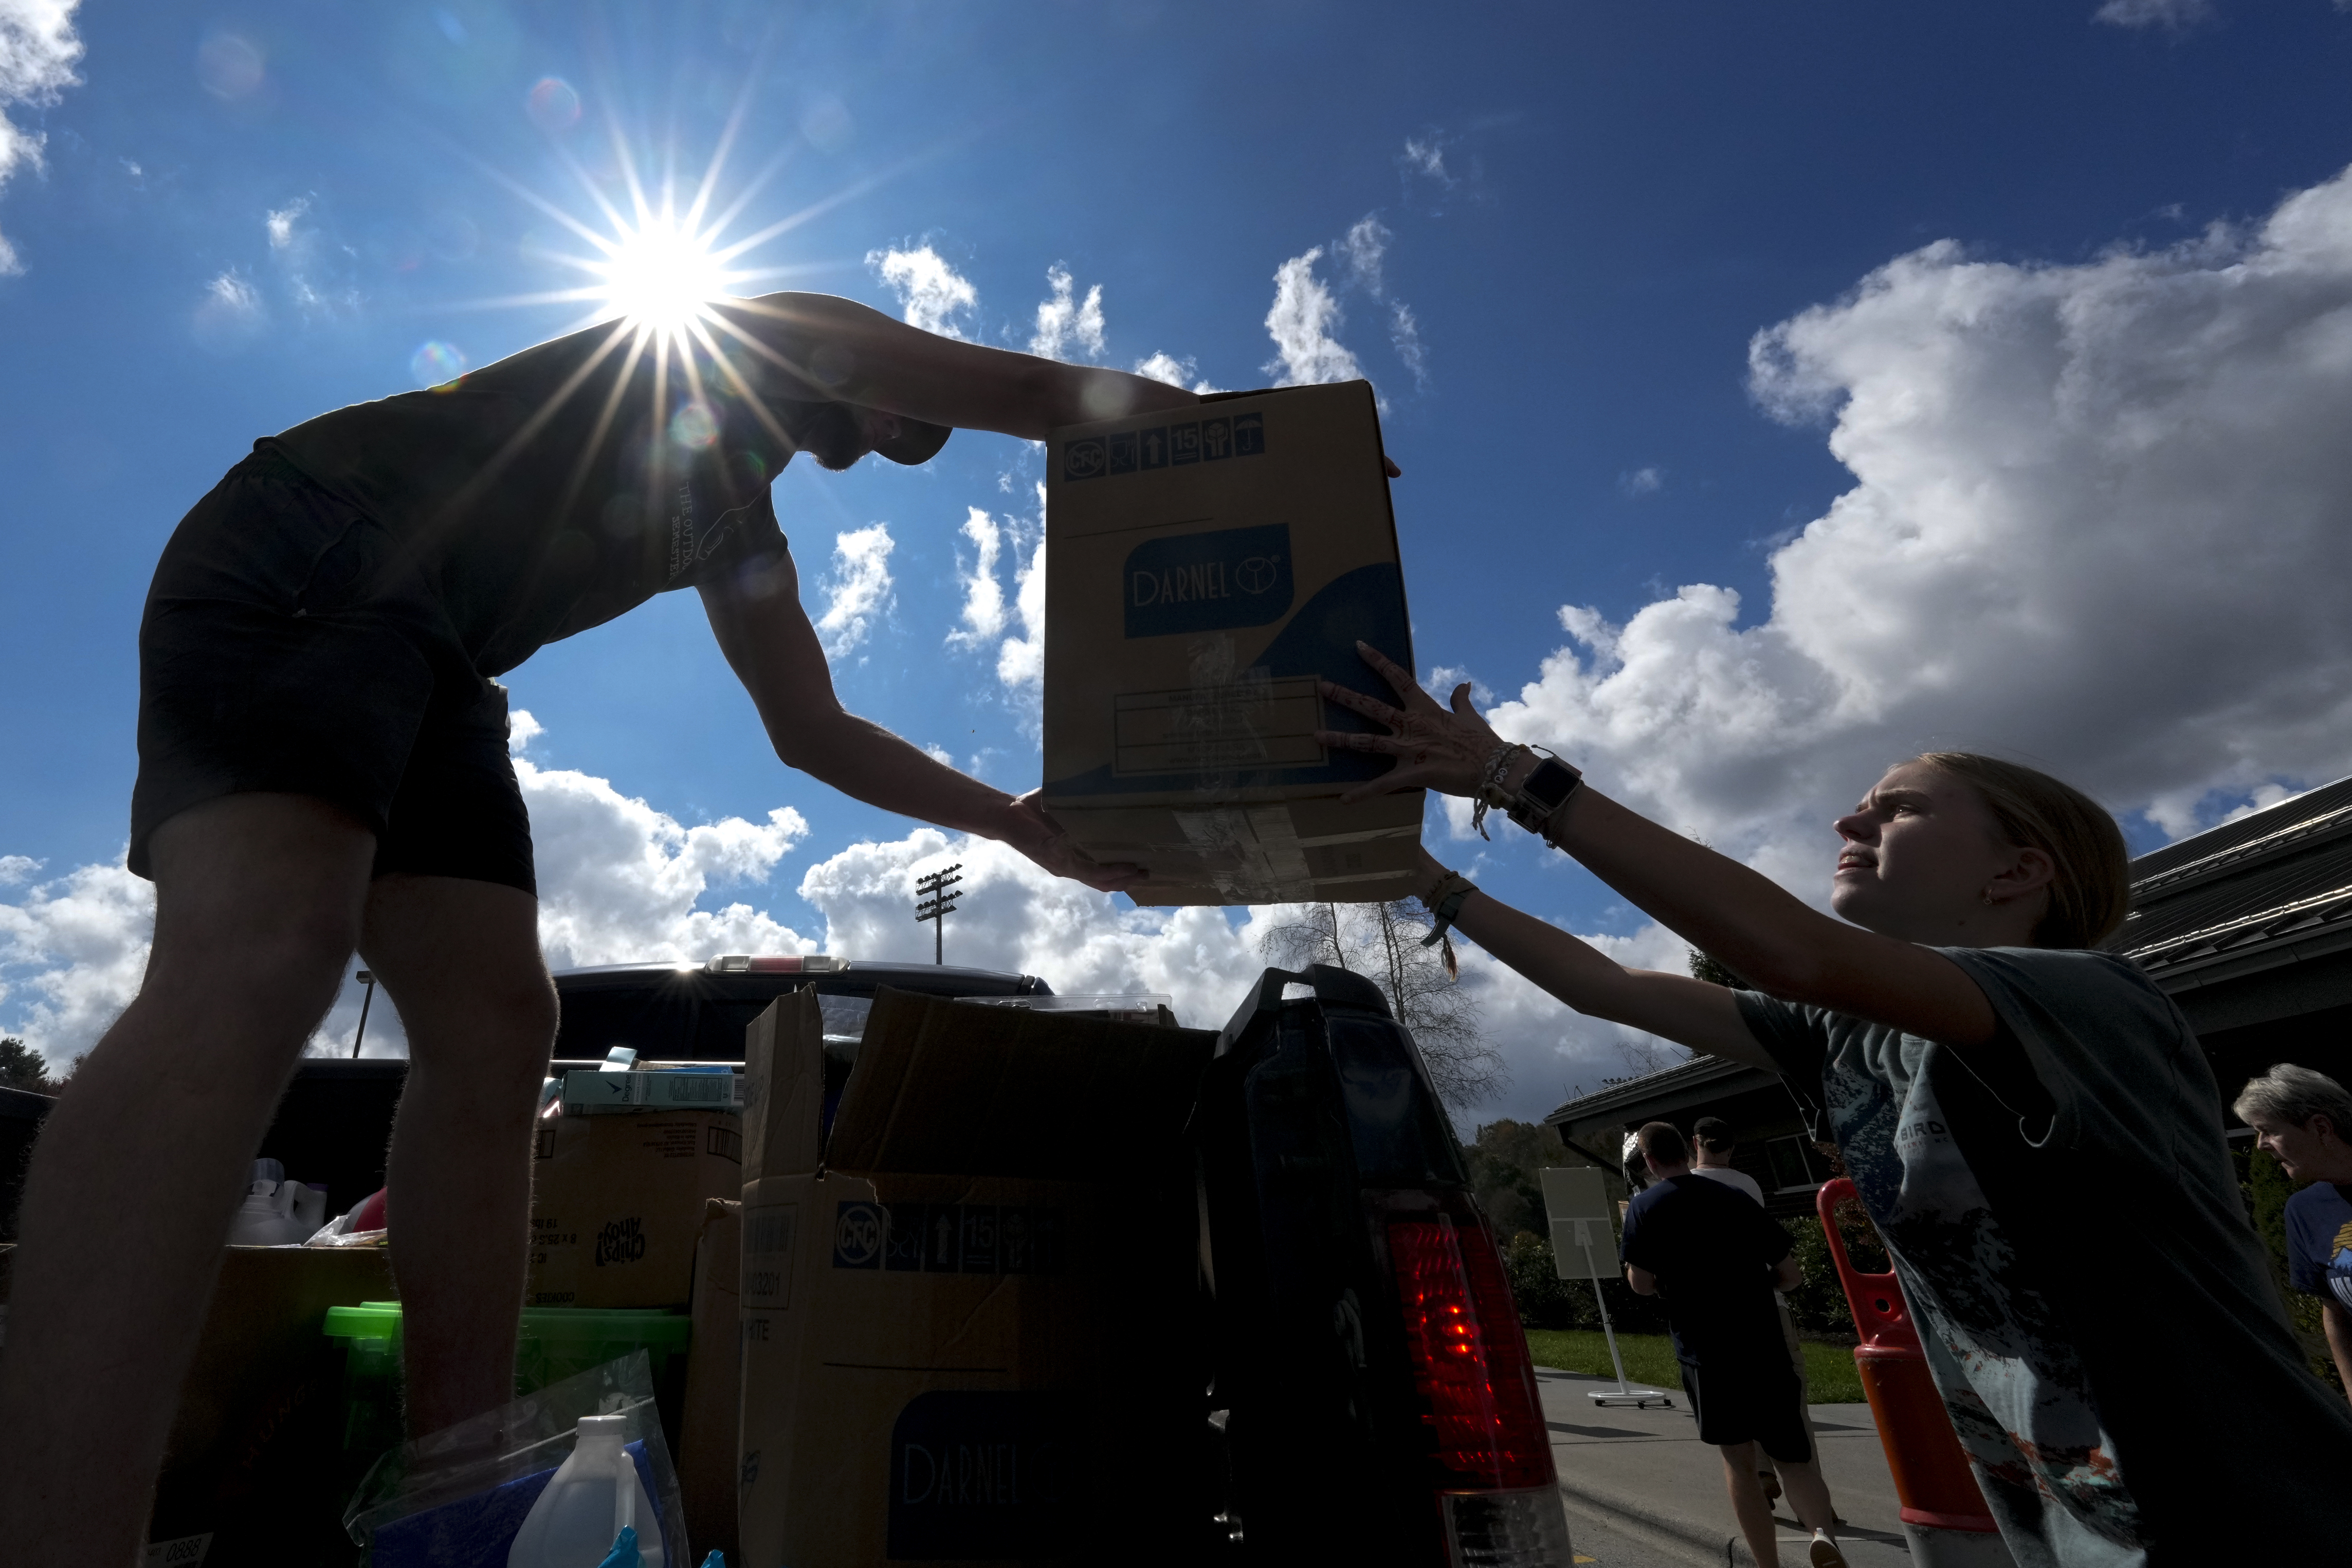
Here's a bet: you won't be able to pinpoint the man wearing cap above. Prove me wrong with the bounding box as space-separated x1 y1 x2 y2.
1621 1120 1846 1568
0 292 1197 1555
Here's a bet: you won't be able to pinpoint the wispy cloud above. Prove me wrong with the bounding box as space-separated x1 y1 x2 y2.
1028 263 1105 361
947 485 1048 724
266 196 308 250
867 244 977 339
192 269 265 352
0 0 87 275
2092 0 2215 27
1132 351 1219 394
1337 215 1428 391
1619 466 1664 497
1263 247 1363 387
813 523 896 659
1400 134 1453 187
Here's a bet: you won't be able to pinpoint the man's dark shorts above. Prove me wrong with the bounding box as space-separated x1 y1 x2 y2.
129 450 536 895
1681 1356 1811 1463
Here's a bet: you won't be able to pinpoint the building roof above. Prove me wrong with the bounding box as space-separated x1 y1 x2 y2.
1542 1051 1783 1140
2102 773 2352 995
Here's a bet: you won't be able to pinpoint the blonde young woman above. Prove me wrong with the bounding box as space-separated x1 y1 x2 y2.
1317 643 2352 1568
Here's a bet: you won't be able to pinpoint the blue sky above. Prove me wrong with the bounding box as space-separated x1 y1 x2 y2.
7 0 2352 1117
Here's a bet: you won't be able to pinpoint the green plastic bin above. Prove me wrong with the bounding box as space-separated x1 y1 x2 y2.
321 1302 694 1472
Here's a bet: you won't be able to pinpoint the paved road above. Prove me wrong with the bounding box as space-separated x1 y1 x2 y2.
1538 1364 1927 1568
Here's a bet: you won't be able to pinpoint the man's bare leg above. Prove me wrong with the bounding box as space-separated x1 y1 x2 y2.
363 873 555 1436
1773 1452 1842 1544
0 795 374 1563
1720 1441 1783 1568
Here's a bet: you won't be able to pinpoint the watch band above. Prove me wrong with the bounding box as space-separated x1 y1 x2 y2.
1507 756 1584 834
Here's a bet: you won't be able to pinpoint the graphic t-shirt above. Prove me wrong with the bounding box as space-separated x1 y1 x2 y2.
2286 1181 2352 1309
1617 1172 1791 1367
1738 947 2352 1566
260 306 880 676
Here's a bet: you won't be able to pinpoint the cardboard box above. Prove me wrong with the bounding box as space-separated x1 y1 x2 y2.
562 1067 743 1114
681 1198 742 1563
528 1109 743 1308
736 987 1212 1568
1041 380 1425 905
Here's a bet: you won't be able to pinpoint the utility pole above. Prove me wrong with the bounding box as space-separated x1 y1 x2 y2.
349 969 377 1060
914 863 963 965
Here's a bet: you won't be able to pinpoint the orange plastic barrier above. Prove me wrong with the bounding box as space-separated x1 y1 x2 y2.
1814 1178 2001 1535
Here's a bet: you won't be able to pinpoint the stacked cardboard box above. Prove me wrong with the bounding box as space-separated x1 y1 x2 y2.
735 987 1213 1567
1040 380 1425 905
526 1099 743 1309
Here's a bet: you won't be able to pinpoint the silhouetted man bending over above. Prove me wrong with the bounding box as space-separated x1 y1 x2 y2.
0 293 1197 1557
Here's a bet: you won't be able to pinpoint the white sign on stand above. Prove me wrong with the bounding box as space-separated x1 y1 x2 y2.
1537 1166 1673 1409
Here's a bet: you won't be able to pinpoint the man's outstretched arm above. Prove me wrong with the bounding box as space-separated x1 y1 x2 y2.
710 292 1197 436
699 550 1139 893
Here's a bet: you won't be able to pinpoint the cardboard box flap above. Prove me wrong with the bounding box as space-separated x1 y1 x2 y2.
825 989 1214 1179
743 986 824 1178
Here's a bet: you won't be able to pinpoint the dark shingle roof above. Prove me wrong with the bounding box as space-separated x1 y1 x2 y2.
2105 775 2352 983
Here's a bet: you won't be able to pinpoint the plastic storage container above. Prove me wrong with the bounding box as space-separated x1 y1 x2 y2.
506 1413 667 1568
322 1302 694 1474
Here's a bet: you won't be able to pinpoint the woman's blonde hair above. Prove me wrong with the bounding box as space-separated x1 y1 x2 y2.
1912 752 2131 949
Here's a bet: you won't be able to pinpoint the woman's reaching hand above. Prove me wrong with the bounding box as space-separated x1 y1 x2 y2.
1315 640 1521 804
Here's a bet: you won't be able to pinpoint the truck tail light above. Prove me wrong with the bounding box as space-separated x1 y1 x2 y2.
1388 1210 1574 1566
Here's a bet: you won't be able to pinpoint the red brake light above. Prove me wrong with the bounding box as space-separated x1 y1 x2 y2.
1388 1213 1555 1490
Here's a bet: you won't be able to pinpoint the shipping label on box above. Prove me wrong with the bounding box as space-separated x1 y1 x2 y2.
1041 380 1424 905
527 1109 742 1308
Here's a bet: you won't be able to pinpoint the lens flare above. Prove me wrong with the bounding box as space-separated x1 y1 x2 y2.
595 213 725 335
410 340 468 388
526 76 580 133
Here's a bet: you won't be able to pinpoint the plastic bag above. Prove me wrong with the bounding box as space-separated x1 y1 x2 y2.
342 1350 690 1567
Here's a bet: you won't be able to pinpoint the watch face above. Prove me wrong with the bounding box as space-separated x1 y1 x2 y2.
1523 758 1579 809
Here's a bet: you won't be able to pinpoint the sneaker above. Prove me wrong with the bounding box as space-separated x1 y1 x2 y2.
1808 1529 1848 1568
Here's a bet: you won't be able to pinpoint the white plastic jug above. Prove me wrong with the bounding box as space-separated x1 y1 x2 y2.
226 1169 328 1246
506 1413 665 1568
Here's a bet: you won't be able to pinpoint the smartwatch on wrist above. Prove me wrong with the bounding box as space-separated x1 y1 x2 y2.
1507 756 1584 834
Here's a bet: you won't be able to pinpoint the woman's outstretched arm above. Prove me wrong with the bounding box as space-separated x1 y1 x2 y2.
1429 849 1777 1067
1330 643 2001 1047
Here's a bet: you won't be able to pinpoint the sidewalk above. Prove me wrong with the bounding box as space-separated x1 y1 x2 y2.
1538 1365 1915 1567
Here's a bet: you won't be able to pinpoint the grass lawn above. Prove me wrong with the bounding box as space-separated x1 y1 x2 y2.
1522 1329 1866 1406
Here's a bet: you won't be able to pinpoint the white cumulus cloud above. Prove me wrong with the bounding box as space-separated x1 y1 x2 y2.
518 759 813 971
1133 351 1219 394
1264 246 1363 387
0 0 84 275
1028 263 1105 361
813 523 896 660
793 825 1690 1122
946 486 1048 713
867 244 977 339
1461 160 2352 906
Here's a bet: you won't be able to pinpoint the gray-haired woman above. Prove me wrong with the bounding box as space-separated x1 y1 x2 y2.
1317 641 2352 1568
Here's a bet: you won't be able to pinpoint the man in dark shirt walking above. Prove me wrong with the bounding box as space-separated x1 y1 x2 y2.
0 291 1201 1557
1621 1120 1846 1568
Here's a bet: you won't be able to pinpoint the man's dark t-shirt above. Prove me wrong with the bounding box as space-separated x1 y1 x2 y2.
259 312 849 676
1617 1172 1792 1367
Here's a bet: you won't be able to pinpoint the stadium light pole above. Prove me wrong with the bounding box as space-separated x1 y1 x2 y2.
914 864 963 965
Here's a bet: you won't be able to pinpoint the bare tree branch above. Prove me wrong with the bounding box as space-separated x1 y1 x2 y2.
1257 901 1508 1108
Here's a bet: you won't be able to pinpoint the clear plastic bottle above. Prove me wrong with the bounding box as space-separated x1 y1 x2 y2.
506 1413 666 1568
